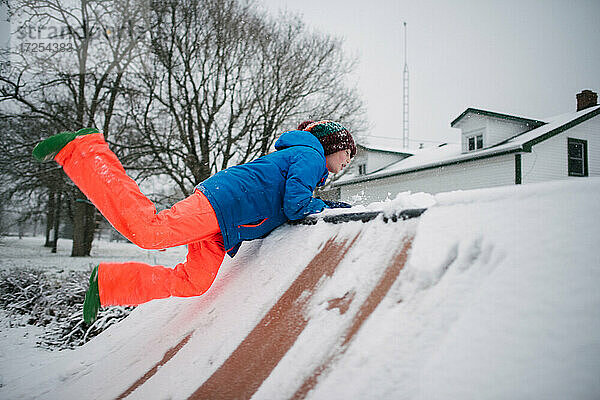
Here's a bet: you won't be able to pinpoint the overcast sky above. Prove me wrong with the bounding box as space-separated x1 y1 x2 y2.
261 0 600 148
2 1 598 148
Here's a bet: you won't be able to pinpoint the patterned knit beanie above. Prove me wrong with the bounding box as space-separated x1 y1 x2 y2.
297 120 356 157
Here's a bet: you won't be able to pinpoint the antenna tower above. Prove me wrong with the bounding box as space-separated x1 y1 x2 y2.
402 21 409 149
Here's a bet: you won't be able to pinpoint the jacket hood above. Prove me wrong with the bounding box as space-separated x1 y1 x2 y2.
274 130 325 155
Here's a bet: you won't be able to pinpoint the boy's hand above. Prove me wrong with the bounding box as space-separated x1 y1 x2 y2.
321 199 352 209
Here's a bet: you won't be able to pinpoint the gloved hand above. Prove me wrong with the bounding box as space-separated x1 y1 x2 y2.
321 199 352 209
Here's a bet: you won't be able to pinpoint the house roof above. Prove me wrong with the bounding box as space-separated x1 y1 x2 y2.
357 136 414 155
450 107 546 128
335 105 600 187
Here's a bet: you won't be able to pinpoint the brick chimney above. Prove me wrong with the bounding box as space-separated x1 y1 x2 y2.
576 90 598 111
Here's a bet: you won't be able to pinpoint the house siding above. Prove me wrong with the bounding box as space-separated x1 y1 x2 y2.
367 152 405 173
522 115 600 183
350 148 407 176
459 115 487 153
458 114 533 152
486 118 531 147
340 153 515 202
348 151 368 176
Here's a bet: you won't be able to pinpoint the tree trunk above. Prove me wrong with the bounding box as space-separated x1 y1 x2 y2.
71 189 96 257
51 191 61 254
45 190 55 247
83 202 96 255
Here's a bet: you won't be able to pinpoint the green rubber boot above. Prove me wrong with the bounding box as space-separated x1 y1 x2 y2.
83 265 101 324
33 127 100 162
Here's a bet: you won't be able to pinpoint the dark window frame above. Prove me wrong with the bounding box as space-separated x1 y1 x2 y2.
358 163 367 175
567 138 588 177
476 135 483 149
467 134 484 151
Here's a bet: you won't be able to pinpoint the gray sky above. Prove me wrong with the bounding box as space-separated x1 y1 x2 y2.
0 3 9 48
2 1 598 148
261 0 600 148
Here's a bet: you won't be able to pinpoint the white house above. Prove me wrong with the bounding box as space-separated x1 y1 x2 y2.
321 136 412 200
334 90 600 203
349 136 413 176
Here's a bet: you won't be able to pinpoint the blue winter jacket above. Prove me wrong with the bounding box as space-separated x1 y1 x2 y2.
196 130 329 257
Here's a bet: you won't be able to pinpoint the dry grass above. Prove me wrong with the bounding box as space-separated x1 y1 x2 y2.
0 268 132 350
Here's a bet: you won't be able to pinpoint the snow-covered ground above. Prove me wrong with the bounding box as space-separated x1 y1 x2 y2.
0 237 187 389
1 178 599 399
0 235 187 273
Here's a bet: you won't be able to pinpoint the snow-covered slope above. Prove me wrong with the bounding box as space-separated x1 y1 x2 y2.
2 178 600 400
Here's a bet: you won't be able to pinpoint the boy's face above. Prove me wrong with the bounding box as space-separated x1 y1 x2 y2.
325 149 352 174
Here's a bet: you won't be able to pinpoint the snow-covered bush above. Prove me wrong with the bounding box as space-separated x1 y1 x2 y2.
0 268 133 350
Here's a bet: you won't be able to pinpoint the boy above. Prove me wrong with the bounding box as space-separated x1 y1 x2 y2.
33 120 355 323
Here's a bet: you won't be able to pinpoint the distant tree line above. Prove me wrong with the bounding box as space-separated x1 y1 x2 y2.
0 0 365 256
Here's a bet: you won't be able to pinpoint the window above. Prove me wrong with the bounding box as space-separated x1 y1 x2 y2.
467 134 483 151
358 164 367 175
568 138 588 177
477 135 483 149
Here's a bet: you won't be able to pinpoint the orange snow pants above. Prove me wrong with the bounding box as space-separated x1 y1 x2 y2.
55 133 226 306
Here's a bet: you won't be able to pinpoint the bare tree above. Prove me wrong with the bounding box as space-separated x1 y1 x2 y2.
0 0 147 255
0 115 67 244
0 0 367 255
117 0 365 196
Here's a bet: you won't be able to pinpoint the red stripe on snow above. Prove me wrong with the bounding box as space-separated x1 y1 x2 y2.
116 331 194 399
187 234 360 400
292 235 414 399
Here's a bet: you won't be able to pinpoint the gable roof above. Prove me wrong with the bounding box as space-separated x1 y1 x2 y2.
450 107 546 128
502 105 600 150
335 105 600 187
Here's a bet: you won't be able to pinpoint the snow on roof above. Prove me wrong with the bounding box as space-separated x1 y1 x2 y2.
357 136 414 154
337 105 600 186
503 105 600 147
3 178 600 399
450 107 546 127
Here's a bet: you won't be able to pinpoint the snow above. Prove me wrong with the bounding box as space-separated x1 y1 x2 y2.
358 136 415 154
0 236 187 273
1 178 600 399
502 104 600 147
0 312 58 388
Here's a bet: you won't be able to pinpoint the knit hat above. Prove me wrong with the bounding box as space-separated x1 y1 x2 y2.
298 120 356 157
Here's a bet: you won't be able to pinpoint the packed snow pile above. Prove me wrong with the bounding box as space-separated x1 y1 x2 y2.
1 178 600 399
